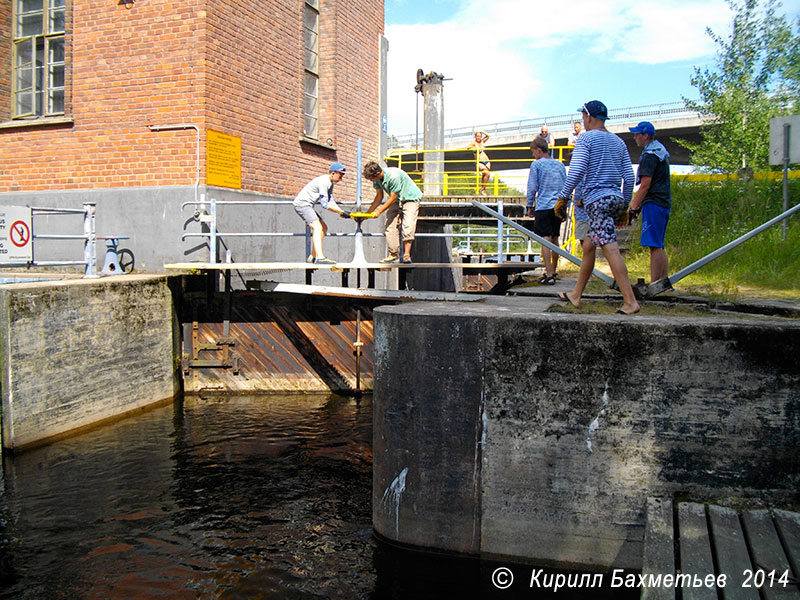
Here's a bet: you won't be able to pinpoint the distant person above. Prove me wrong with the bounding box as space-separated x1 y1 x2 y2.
555 100 640 315
468 130 491 195
526 136 566 285
293 162 351 265
363 161 422 263
628 121 671 283
539 125 554 157
567 121 582 146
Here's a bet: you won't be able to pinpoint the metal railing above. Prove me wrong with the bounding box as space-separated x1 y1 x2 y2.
389 101 699 148
181 197 536 264
385 145 572 196
0 202 126 278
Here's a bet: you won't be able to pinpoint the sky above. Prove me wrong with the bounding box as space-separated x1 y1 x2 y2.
384 0 800 138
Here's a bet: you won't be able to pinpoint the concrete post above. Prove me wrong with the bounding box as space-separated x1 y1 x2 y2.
422 72 445 197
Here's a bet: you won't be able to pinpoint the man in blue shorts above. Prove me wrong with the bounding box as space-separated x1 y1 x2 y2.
555 100 640 315
526 136 566 284
629 121 671 283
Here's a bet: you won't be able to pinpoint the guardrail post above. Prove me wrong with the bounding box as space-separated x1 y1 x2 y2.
83 202 97 278
209 196 218 263
496 199 504 263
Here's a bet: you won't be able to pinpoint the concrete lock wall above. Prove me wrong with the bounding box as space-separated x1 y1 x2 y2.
0 275 181 451
372 298 800 570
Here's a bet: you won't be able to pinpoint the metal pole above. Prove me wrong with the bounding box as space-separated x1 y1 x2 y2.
209 197 218 264
83 202 97 278
472 199 615 286
647 199 800 297
357 138 362 211
496 199 504 263
783 123 790 242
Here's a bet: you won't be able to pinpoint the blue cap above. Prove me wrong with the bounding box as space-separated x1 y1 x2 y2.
329 162 346 173
578 100 608 120
629 121 656 136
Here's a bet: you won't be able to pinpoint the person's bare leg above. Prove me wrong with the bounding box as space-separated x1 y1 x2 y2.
309 220 326 259
402 240 413 262
548 236 559 277
650 247 669 282
601 242 640 314
563 237 595 307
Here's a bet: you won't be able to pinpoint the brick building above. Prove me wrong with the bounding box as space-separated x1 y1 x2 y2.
0 0 387 271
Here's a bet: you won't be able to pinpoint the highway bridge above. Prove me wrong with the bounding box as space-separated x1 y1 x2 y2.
387 101 706 169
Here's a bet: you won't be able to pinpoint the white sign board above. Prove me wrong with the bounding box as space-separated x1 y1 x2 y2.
769 115 800 166
0 206 33 263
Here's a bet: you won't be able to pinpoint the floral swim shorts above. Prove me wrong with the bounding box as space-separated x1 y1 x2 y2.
585 195 627 246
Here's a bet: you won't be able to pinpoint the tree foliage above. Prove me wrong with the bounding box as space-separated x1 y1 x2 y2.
683 0 799 172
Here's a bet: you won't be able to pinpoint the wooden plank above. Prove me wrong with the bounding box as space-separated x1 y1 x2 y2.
773 510 800 586
741 510 799 600
678 502 718 600
641 497 675 600
255 281 492 302
708 506 759 600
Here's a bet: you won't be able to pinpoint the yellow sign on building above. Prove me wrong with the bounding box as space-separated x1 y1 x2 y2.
207 130 242 189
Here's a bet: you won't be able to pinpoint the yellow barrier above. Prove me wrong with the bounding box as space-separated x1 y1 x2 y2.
384 145 574 196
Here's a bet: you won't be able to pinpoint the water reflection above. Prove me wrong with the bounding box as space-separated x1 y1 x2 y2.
0 395 635 599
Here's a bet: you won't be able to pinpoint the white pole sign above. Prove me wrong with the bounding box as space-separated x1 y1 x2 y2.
0 206 33 263
769 115 800 166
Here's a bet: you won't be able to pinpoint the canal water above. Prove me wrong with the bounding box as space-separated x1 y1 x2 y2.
0 395 635 599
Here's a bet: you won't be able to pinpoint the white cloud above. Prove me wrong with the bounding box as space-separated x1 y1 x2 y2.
385 0 733 136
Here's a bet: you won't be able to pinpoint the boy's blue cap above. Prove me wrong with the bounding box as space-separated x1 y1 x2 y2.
578 100 608 120
629 121 656 136
329 162 346 173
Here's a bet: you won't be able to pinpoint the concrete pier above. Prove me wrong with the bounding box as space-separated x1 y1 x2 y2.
372 297 800 570
0 275 181 451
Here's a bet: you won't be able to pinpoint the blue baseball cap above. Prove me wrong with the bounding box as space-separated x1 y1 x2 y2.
629 121 656 136
578 100 608 120
329 162 346 173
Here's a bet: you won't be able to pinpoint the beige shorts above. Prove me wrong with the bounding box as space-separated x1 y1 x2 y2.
574 219 590 241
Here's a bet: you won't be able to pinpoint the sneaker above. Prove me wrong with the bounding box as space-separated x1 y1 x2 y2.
313 257 336 265
380 255 399 263
306 255 315 264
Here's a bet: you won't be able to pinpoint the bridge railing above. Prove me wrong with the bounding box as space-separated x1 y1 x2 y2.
384 144 572 196
389 100 698 149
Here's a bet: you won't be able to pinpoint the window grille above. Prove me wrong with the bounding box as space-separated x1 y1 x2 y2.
302 0 319 138
12 0 66 118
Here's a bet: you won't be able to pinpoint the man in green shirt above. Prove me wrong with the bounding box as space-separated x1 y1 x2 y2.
363 161 422 263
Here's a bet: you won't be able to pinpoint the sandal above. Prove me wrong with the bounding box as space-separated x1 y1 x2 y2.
537 274 556 285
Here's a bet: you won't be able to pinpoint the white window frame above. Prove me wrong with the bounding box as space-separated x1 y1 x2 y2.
12 0 66 119
302 0 319 139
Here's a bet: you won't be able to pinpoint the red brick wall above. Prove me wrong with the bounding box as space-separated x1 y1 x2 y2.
0 0 384 199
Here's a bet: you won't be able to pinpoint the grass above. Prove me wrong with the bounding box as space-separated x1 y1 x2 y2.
555 178 800 302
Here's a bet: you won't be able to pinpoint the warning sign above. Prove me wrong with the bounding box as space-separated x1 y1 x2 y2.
207 129 242 189
0 206 33 263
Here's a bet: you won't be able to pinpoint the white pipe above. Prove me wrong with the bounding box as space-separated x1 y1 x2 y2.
148 124 200 208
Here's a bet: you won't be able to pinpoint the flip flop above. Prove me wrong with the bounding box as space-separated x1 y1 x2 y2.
557 291 579 307
615 307 640 315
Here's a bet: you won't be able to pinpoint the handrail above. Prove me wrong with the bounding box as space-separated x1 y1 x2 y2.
388 100 699 148
385 144 572 196
0 202 126 278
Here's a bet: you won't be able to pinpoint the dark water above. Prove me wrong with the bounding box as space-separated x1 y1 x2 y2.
0 395 635 599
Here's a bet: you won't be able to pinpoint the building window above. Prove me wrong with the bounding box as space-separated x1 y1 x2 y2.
302 0 318 139
12 0 65 118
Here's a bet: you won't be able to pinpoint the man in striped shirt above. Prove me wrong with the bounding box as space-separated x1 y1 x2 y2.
556 100 640 315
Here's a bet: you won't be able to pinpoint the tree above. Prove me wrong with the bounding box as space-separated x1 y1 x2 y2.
683 0 798 172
